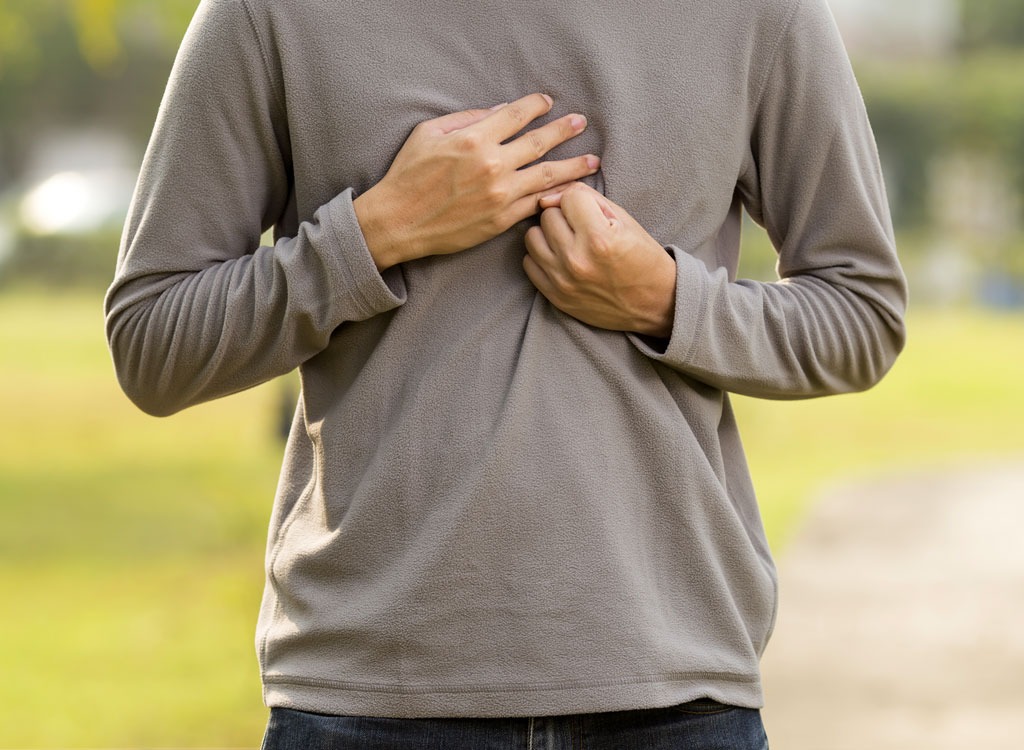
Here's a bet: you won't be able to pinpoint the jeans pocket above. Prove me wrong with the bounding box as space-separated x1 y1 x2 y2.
670 697 736 715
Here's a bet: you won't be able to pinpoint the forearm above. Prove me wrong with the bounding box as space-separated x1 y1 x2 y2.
629 0 908 398
630 247 906 399
106 190 405 416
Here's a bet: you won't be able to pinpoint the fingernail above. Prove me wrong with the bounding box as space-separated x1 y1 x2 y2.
541 93 553 106
586 155 600 170
490 102 508 110
570 115 586 131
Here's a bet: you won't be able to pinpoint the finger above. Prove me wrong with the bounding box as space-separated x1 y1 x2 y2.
539 207 575 254
565 183 621 219
522 253 556 298
591 192 622 225
558 183 615 231
595 195 618 223
538 192 564 209
431 105 504 135
524 225 558 267
504 113 588 168
476 93 554 142
538 180 580 202
503 180 583 226
516 154 600 197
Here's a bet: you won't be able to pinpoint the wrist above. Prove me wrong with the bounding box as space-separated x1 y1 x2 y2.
633 250 677 338
353 186 409 271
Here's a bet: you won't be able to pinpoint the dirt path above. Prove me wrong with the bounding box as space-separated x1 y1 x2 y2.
760 462 1024 749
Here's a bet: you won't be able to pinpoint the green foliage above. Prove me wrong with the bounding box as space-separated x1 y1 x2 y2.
958 0 1024 52
858 51 1024 229
0 0 197 78
0 229 122 289
0 0 198 183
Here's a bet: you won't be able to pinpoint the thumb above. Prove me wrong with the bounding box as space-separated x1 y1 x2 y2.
560 183 616 231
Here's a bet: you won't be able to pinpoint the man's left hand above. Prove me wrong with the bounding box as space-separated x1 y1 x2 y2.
523 183 677 338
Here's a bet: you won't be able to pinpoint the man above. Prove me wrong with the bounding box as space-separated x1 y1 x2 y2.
105 0 907 747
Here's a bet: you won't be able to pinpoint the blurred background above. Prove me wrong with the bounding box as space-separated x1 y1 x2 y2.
0 0 1022 747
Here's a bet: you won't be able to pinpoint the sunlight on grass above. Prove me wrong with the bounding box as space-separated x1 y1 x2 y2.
0 561 266 747
0 289 280 747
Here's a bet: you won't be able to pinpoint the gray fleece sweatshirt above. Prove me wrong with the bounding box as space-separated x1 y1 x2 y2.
105 0 906 718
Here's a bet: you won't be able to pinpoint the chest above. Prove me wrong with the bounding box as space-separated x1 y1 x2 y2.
273 0 756 246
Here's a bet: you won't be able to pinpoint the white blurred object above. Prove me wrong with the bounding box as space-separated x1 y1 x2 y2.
18 168 136 236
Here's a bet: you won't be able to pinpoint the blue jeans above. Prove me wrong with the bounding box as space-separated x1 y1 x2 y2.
261 700 769 749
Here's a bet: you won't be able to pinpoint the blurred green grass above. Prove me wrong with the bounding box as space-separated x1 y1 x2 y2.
0 289 280 747
1 288 1023 747
735 308 1024 543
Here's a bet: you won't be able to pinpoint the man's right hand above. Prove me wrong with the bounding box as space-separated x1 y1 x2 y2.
353 93 600 271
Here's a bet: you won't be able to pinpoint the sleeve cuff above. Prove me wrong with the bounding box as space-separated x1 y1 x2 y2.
325 187 407 321
627 245 710 368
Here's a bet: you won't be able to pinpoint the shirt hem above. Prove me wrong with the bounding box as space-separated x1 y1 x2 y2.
262 671 765 719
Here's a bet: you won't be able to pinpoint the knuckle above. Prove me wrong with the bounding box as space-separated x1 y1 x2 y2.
483 182 509 206
454 130 484 152
505 104 527 126
539 206 561 231
587 232 613 258
563 253 590 281
552 270 577 296
528 130 546 158
540 162 556 188
485 213 509 235
475 154 504 178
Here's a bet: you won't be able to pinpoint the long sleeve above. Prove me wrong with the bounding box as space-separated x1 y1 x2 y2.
630 0 907 399
104 0 405 417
